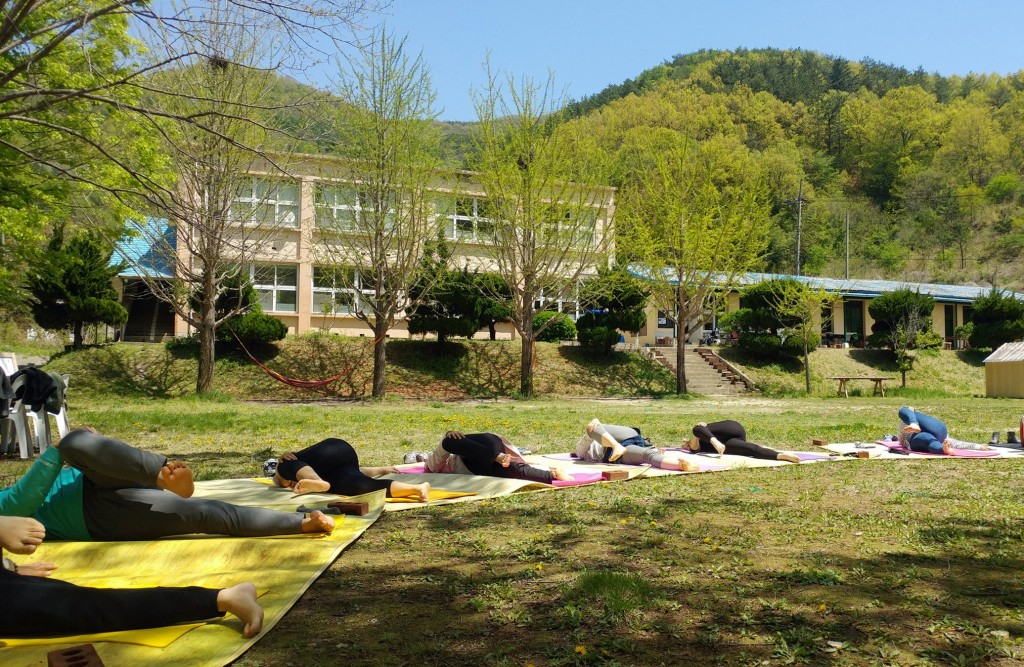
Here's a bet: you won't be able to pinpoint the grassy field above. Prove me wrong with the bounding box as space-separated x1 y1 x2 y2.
4 394 1024 666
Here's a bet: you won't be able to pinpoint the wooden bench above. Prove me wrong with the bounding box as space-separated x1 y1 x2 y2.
827 376 895 398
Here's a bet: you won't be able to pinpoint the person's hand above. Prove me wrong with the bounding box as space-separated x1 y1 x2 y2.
18 562 58 578
696 421 708 428
279 452 298 461
445 431 464 439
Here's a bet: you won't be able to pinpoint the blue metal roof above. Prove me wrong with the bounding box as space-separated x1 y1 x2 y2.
112 218 176 279
627 267 1024 304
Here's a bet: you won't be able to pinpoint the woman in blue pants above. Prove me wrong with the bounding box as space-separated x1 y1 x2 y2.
897 406 992 454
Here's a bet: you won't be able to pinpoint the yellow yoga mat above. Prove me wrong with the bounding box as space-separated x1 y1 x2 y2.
386 488 478 503
0 479 384 667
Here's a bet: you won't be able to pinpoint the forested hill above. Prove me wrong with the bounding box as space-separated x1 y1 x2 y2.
565 48 1018 118
556 48 1024 290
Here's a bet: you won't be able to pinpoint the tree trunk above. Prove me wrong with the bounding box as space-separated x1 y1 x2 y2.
196 318 216 394
371 324 388 399
675 284 688 394
72 320 84 348
901 368 907 388
519 308 535 397
488 323 497 340
803 338 811 393
195 273 217 394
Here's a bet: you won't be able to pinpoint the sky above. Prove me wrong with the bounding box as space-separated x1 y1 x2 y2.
321 0 1024 121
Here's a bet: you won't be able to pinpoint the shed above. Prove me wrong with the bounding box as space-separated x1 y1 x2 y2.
984 342 1024 398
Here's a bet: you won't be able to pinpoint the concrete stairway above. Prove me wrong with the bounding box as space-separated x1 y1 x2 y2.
649 346 748 395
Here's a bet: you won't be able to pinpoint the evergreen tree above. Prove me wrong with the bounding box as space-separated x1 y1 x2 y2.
28 226 127 348
969 290 1024 349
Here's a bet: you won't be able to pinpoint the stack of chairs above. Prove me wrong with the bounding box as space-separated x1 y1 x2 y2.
0 352 71 459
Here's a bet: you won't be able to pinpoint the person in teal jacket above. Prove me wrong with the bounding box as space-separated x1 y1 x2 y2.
0 428 334 541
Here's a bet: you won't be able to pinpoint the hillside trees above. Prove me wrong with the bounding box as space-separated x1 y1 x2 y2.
471 65 613 397
315 30 443 398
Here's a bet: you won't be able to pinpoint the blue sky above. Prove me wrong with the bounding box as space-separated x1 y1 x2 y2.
320 0 1024 121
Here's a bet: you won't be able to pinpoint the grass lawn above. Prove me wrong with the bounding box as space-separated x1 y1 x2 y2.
4 394 1024 666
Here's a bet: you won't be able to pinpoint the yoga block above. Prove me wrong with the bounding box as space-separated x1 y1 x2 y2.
857 450 879 459
48 644 104 667
328 501 369 516
601 470 629 481
812 438 829 448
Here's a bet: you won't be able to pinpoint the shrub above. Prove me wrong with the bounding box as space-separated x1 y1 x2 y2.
534 312 577 342
220 307 287 346
867 289 935 349
738 332 803 359
577 324 621 354
165 334 199 352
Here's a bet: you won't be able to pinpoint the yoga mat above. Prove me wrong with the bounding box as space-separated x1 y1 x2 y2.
795 452 834 461
0 480 384 667
0 624 202 650
874 440 1001 457
551 472 604 487
543 453 578 461
386 489 477 503
395 463 426 473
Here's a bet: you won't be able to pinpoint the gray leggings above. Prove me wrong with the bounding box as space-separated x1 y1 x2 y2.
601 425 666 467
61 430 304 540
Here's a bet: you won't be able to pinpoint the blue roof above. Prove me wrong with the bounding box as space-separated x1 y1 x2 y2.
112 218 176 279
628 267 1024 304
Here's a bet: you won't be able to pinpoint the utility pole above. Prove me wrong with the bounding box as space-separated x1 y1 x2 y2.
795 178 804 276
845 211 850 279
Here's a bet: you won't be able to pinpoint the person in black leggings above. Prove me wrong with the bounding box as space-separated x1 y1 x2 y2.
273 438 430 502
688 421 800 463
425 431 574 483
0 515 263 637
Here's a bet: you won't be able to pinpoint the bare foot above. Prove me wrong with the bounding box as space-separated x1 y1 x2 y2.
416 482 430 502
18 561 58 577
217 583 264 638
293 479 331 495
943 439 955 455
157 461 194 498
709 437 726 456
551 468 575 482
778 453 801 464
301 510 335 534
495 452 513 467
362 466 399 477
660 457 698 472
0 516 46 554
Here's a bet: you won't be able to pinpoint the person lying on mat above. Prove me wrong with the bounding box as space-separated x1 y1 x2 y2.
0 428 335 542
272 437 430 502
425 431 574 483
688 420 801 463
578 419 698 471
0 515 264 638
898 406 992 455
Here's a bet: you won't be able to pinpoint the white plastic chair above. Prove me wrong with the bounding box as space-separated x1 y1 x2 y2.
1 355 33 459
27 374 70 454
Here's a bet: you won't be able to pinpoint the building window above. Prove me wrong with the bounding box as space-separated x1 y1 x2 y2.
314 184 360 231
250 264 297 313
533 286 581 320
230 179 300 227
444 197 494 242
312 266 372 315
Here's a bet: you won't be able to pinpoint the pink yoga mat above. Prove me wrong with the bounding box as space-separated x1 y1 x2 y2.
874 440 999 457
397 464 427 473
551 472 604 486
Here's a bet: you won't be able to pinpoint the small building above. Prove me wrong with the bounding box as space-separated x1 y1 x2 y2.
984 342 1024 398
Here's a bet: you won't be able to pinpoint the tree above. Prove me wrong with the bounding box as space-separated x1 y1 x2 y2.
0 0 380 321
770 280 835 393
125 9 296 393
474 273 513 341
867 289 936 386
969 290 1024 349
471 64 614 396
576 265 649 354
315 30 443 398
406 240 481 344
618 130 772 394
27 226 127 348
